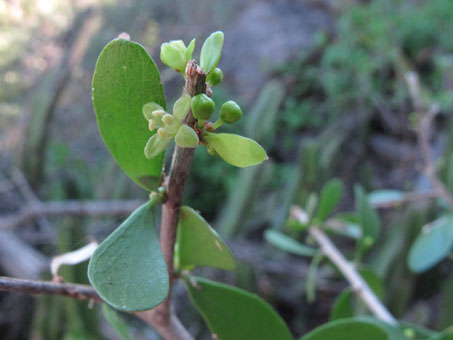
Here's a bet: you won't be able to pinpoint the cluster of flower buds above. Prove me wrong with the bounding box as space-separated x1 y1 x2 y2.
143 94 199 159
143 30 254 165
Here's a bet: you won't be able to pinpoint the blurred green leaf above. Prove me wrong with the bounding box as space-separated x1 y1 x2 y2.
264 230 317 257
200 31 224 74
176 206 235 270
204 133 267 167
408 214 453 273
92 39 166 191
317 178 343 222
330 268 384 321
101 305 134 340
88 202 168 311
306 252 323 303
367 190 406 206
299 318 388 340
185 276 293 340
355 185 381 244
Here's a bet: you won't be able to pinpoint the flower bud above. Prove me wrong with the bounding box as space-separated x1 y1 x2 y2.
157 128 167 138
148 120 155 131
175 125 199 148
207 67 223 86
152 109 166 118
220 100 242 124
162 114 175 125
191 93 215 121
160 39 195 73
143 102 164 120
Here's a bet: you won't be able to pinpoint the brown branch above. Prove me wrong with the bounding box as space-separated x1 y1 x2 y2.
291 206 398 325
405 71 453 210
0 200 142 230
0 276 102 302
135 61 205 340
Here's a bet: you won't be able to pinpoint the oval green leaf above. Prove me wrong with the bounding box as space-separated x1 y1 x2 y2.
88 202 169 311
92 39 166 191
299 318 388 340
185 276 293 340
204 132 268 167
176 206 235 270
200 31 224 74
317 178 343 222
355 185 381 243
264 230 317 257
367 190 406 206
408 214 453 273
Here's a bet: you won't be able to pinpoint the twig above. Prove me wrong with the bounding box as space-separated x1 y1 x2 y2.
0 200 142 230
405 71 453 210
291 206 398 326
135 61 205 340
0 276 101 302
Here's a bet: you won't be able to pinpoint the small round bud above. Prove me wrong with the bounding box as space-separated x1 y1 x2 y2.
143 102 164 120
152 109 166 118
175 125 199 148
163 114 175 125
207 67 223 86
191 93 215 120
157 128 167 138
220 100 242 124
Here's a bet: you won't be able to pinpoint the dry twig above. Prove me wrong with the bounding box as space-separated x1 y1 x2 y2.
291 206 398 326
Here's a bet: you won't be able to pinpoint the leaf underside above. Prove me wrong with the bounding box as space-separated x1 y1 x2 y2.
88 202 169 311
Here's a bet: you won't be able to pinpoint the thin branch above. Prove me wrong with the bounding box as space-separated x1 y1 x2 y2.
405 71 453 210
135 61 205 340
291 206 398 326
0 200 142 230
0 276 101 302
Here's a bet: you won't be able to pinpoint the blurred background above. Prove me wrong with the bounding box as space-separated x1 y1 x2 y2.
0 0 452 339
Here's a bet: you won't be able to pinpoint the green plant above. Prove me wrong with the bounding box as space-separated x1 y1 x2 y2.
88 31 288 340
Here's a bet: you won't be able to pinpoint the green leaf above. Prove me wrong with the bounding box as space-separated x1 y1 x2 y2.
200 31 224 74
306 252 323 303
330 268 384 321
264 230 317 257
102 305 134 340
299 318 388 340
355 185 381 244
204 132 268 167
408 214 453 273
330 289 354 321
92 39 166 191
185 276 293 340
317 179 343 222
176 206 235 270
88 202 168 311
367 190 406 206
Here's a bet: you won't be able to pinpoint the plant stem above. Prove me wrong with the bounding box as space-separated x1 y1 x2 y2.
0 276 102 302
291 206 398 326
135 61 206 340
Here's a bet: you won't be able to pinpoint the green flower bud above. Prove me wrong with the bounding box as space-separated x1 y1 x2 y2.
143 102 164 120
160 39 195 73
152 109 166 118
220 100 242 124
175 125 199 148
191 93 215 120
207 67 223 86
157 128 167 138
173 93 191 122
162 114 175 125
